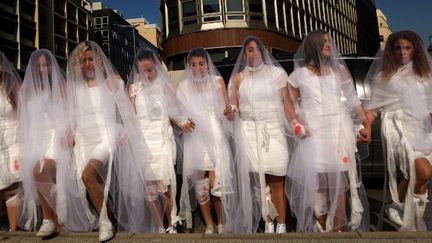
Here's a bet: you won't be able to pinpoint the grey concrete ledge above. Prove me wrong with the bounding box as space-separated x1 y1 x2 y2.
1 231 432 242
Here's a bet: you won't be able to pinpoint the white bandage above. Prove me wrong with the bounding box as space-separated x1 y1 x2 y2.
195 178 210 205
5 187 23 207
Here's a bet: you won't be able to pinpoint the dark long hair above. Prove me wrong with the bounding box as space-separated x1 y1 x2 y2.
382 30 431 81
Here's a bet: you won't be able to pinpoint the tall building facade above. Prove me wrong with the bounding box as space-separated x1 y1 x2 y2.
93 2 158 80
127 17 163 50
376 9 392 48
0 0 93 72
161 0 379 73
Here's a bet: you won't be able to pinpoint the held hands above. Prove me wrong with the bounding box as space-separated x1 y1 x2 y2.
358 124 372 143
291 119 309 139
224 104 237 121
180 118 196 133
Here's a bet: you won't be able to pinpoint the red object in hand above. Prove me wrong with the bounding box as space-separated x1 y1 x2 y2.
294 125 302 135
292 121 307 138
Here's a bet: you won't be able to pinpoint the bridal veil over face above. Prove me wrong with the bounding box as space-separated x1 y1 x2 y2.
364 30 432 231
18 49 95 231
227 36 291 232
67 41 163 232
175 48 237 231
286 30 369 232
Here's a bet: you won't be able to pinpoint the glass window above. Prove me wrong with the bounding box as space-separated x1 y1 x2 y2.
277 0 284 30
226 0 243 12
203 0 220 14
249 0 262 13
167 4 179 35
182 0 197 25
266 0 276 28
286 2 292 34
183 0 196 18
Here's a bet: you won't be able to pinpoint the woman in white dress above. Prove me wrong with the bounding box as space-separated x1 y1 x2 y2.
176 48 236 234
19 49 94 236
67 41 160 240
127 49 180 233
285 30 371 232
226 36 291 233
0 51 22 231
364 30 432 231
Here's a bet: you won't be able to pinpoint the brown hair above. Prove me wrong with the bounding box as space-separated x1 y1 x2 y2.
303 29 331 69
382 30 431 81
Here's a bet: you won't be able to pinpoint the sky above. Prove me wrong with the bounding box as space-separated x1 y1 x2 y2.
99 0 432 46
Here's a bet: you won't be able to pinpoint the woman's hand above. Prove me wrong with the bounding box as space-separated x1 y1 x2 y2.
291 119 309 139
180 118 195 133
224 104 237 121
358 125 372 143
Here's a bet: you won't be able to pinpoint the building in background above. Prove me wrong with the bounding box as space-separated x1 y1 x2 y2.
376 9 392 48
355 0 380 56
160 0 380 78
0 0 93 72
93 2 157 80
127 17 162 50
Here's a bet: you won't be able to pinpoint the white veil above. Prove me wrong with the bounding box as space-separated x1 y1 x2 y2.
67 41 162 232
364 30 432 231
227 36 292 232
286 30 369 232
0 51 21 185
175 48 237 231
18 49 95 231
126 48 179 231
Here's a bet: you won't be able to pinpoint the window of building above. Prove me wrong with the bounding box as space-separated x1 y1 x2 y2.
225 0 244 21
202 0 222 22
203 0 220 14
101 16 109 28
285 2 293 35
276 0 285 31
227 0 243 11
94 17 102 29
266 0 277 29
167 3 179 35
292 5 300 37
248 0 263 21
182 0 198 25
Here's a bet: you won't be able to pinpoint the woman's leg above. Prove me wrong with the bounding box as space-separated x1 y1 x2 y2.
209 171 223 226
196 171 213 228
3 182 22 231
165 185 174 227
33 159 57 222
146 181 164 230
81 159 105 215
414 158 432 194
266 174 286 225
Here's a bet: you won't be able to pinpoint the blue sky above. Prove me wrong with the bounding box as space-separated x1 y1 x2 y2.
100 0 432 46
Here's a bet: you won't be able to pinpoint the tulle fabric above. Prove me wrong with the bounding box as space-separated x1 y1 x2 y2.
67 41 162 232
227 36 291 232
127 48 179 230
18 49 96 231
0 51 21 190
364 31 432 231
175 48 237 231
286 30 369 232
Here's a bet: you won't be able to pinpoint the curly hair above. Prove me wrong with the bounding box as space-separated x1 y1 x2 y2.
382 30 431 81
